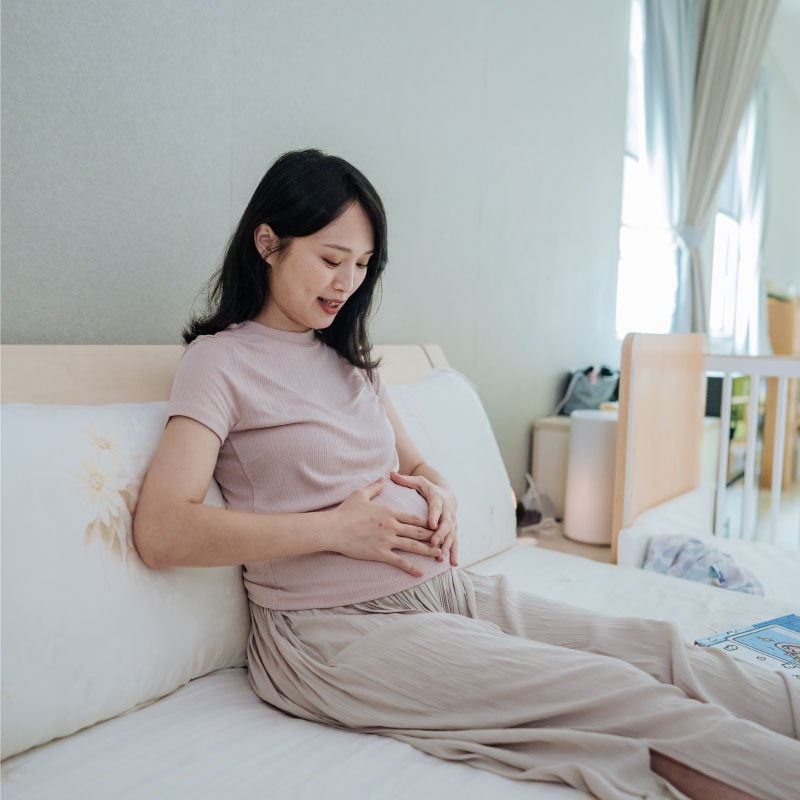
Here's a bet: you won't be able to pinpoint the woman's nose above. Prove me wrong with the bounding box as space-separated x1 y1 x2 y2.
331 264 356 293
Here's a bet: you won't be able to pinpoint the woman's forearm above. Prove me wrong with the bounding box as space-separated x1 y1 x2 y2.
409 461 451 491
135 500 335 569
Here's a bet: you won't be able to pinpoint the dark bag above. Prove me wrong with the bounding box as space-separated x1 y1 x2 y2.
552 366 619 416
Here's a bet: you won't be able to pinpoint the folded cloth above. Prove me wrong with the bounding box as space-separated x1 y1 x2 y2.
642 534 765 595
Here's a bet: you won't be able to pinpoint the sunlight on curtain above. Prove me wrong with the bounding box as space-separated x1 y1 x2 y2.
616 0 678 336
678 0 778 333
615 0 701 338
708 69 771 355
709 211 740 337
735 70 771 355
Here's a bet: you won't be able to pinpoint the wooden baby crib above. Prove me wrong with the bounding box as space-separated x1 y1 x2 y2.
611 333 800 562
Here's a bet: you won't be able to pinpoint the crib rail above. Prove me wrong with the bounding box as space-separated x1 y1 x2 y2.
704 354 800 548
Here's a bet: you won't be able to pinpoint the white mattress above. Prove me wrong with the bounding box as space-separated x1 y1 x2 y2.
3 544 796 800
617 487 800 605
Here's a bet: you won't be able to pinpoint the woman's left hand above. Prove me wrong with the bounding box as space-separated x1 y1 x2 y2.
389 471 459 566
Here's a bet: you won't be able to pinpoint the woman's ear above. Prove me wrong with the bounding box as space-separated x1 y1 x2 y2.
254 223 277 260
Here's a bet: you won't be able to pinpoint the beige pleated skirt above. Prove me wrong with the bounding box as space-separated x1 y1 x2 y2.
246 566 800 800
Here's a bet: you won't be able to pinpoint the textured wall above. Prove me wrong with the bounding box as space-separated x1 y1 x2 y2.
1 0 630 495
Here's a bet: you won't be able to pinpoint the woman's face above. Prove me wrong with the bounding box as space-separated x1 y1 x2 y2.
253 202 374 332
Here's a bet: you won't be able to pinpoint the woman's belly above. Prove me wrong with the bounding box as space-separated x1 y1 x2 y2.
371 475 448 568
243 474 452 610
371 475 431 523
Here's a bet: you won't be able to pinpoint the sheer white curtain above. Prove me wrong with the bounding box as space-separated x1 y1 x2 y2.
640 0 703 334
734 69 772 356
675 0 779 333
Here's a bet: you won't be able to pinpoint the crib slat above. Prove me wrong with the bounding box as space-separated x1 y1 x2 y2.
741 374 761 541
769 376 789 546
705 354 800 550
714 373 733 539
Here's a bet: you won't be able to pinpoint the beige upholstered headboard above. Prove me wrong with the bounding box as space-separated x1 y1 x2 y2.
0 343 449 404
611 332 707 561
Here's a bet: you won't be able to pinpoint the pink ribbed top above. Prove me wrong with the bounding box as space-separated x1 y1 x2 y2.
167 319 450 609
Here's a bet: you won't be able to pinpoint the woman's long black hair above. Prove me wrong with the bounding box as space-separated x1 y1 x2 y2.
182 148 387 381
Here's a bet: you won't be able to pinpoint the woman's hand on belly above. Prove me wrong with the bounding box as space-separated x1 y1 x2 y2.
331 477 442 577
389 471 459 567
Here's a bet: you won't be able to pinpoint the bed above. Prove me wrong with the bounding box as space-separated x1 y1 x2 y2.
612 332 800 604
1 342 797 799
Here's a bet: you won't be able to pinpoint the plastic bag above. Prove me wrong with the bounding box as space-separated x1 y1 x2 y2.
516 473 559 530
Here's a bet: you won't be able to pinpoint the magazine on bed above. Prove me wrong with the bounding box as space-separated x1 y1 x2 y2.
695 614 800 676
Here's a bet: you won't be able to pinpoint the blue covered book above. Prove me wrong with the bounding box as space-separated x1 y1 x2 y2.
695 614 800 676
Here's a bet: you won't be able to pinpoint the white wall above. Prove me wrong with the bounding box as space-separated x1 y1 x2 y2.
1 0 631 496
762 49 800 295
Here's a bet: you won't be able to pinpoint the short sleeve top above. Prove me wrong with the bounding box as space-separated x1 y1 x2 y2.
166 320 450 609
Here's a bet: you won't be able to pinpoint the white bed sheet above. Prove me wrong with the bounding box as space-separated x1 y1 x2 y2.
0 667 580 800
3 544 796 799
470 544 796 638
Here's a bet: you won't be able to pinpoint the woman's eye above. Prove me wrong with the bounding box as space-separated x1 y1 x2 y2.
323 258 369 269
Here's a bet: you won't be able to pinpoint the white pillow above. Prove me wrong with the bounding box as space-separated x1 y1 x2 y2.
0 402 250 759
0 369 514 758
388 369 517 568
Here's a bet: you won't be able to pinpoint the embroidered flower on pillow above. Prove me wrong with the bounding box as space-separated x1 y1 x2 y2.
71 420 147 566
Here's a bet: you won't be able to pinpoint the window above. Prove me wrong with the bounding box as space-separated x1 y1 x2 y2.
615 0 677 338
709 146 742 345
709 212 741 339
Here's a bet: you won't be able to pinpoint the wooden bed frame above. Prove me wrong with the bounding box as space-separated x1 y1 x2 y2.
0 336 712 567
611 333 707 563
0 343 449 403
4 335 703 566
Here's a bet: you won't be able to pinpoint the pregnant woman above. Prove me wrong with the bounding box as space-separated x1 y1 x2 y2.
133 148 799 800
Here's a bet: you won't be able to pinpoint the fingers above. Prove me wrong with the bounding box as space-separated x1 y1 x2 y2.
389 471 418 488
436 532 451 560
450 536 459 566
408 539 442 558
390 471 430 501
390 555 424 578
361 477 384 500
394 510 430 528
439 525 458 565
397 522 438 541
429 511 453 547
392 536 441 560
422 494 439 529
432 513 458 564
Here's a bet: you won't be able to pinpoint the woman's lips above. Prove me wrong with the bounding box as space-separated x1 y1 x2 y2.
317 297 342 315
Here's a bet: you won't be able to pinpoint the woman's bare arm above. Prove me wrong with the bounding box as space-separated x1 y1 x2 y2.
408 461 451 490
133 416 333 568
132 415 439 572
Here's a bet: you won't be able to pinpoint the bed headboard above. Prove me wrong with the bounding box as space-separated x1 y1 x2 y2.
611 332 707 561
0 343 449 404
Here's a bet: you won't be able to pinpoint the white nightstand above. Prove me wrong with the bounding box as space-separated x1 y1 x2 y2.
530 416 571 520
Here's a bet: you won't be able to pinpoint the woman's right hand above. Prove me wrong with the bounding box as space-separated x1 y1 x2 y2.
332 477 441 577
